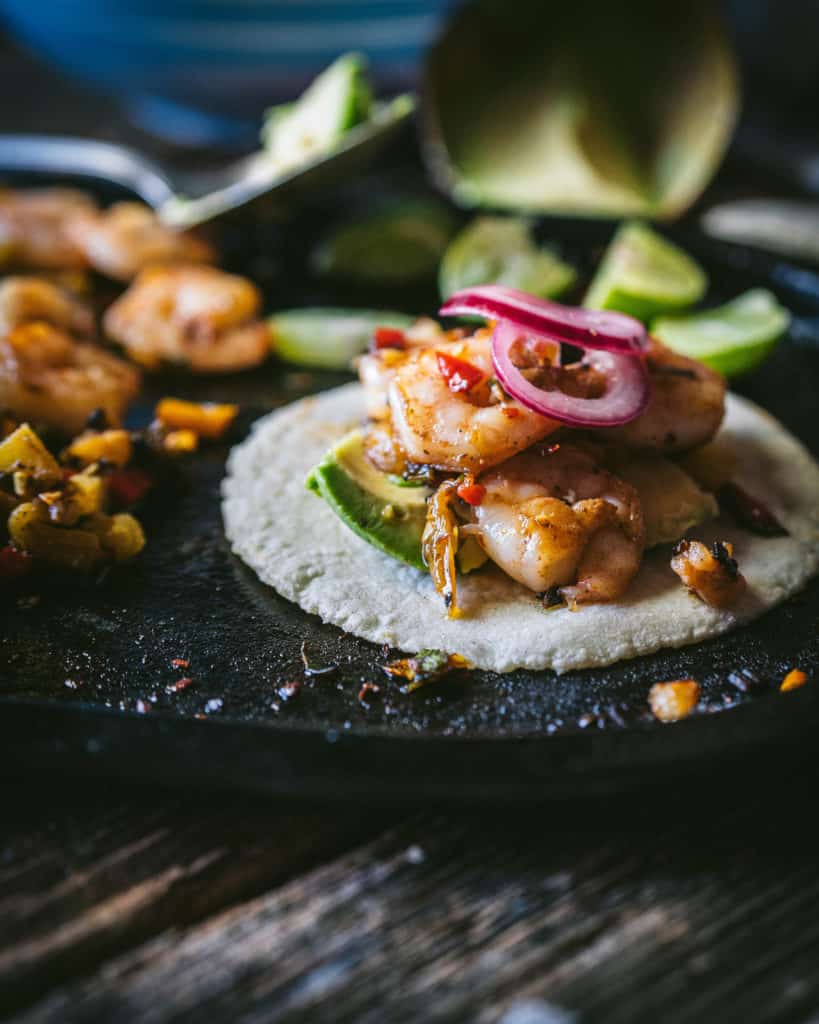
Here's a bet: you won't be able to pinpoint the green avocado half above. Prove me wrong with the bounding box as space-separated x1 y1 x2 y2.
307 429 487 574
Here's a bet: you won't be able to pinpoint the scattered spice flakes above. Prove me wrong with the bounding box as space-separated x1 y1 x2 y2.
727 667 768 695
277 680 302 702
166 676 194 695
357 682 382 706
300 640 338 678
648 679 701 723
382 649 472 693
781 669 809 693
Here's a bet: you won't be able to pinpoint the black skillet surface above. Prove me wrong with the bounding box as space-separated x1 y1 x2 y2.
2 162 819 801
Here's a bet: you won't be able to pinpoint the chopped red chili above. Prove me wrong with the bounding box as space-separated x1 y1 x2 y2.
167 676 194 694
171 658 190 669
435 351 485 394
107 467 154 507
357 682 382 704
277 680 301 702
372 326 407 351
0 545 32 579
457 480 486 506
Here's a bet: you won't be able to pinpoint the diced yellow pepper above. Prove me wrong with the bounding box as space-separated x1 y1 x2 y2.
36 469 105 526
66 429 132 468
155 398 238 440
98 512 146 562
68 470 105 517
0 423 61 486
781 669 808 692
163 429 199 454
648 679 701 722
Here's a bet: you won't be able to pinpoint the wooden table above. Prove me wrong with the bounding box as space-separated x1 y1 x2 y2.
4 762 819 1023
4 37 819 1024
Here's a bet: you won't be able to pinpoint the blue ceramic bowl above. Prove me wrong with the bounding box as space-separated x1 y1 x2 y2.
0 0 458 144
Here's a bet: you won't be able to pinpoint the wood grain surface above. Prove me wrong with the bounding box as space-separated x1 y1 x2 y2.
4 760 819 1024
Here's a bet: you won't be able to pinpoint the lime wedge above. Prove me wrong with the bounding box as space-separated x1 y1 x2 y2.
439 216 576 301
651 289 790 377
270 308 414 370
312 201 458 284
584 221 707 322
261 53 372 173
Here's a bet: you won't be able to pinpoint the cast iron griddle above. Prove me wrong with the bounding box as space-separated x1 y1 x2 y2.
1 171 818 800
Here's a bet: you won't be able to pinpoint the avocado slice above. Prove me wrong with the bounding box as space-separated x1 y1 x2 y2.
307 429 430 570
261 53 373 173
308 429 489 574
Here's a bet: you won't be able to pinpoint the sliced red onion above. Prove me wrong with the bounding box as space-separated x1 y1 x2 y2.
440 285 648 354
492 320 650 427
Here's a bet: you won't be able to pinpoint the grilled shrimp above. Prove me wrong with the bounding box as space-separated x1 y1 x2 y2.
0 188 95 269
103 265 268 373
358 318 451 420
0 276 93 339
359 320 461 474
0 322 140 435
387 331 560 474
604 338 726 454
68 202 214 281
469 442 645 605
670 539 746 608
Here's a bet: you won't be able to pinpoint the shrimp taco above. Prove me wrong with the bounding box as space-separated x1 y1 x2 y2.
223 288 819 673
